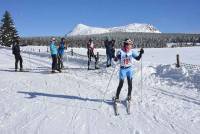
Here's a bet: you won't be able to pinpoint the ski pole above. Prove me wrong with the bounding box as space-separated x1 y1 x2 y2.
29 51 31 71
140 56 143 103
102 63 118 103
66 51 68 68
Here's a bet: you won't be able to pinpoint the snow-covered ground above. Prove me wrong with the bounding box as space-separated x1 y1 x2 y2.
0 46 200 134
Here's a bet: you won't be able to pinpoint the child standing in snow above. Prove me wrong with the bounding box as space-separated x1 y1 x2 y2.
113 38 144 101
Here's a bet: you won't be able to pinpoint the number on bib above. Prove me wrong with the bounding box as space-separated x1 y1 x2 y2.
124 58 130 65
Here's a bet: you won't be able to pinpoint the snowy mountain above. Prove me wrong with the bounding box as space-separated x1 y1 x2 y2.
67 23 161 36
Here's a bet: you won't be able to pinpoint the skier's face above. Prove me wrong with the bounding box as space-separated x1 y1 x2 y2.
52 40 55 44
124 44 132 52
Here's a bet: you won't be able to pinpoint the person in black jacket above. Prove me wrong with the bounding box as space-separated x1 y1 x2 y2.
12 40 23 71
111 39 116 58
105 39 113 67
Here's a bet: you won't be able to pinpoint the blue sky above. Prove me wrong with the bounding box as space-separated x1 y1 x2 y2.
0 0 200 36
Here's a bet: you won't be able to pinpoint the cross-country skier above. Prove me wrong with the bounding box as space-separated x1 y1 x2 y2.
12 40 23 71
57 38 65 70
113 38 144 102
87 38 95 57
50 37 60 73
87 38 99 70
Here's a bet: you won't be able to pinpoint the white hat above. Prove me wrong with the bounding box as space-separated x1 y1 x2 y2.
51 37 56 41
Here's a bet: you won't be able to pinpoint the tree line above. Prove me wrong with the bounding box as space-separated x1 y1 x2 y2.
19 32 200 48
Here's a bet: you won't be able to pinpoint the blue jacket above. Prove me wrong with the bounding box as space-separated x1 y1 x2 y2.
50 42 57 55
58 42 65 55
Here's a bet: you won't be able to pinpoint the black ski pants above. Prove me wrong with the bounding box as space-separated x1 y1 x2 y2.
116 77 132 98
14 54 23 69
87 49 98 69
58 54 64 69
51 54 57 71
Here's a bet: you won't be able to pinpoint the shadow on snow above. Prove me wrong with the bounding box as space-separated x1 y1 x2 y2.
17 91 113 106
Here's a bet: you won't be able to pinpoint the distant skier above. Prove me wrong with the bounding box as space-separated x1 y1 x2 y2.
57 38 65 70
12 40 23 71
87 38 95 57
104 38 113 67
50 37 60 73
111 39 116 59
113 38 144 102
87 38 99 70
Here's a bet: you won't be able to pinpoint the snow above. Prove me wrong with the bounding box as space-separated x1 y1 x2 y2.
67 23 161 36
167 43 200 47
0 45 200 134
68 24 110 36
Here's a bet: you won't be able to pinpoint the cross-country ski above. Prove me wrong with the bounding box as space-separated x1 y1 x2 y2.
126 99 131 114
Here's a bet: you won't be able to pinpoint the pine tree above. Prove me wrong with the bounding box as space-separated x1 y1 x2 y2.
0 11 19 47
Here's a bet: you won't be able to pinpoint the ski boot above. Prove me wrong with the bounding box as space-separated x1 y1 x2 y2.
107 64 111 67
127 95 131 102
95 66 100 69
51 70 56 73
113 96 120 103
57 69 62 73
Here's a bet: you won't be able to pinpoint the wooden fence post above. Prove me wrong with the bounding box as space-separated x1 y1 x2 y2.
176 54 180 68
71 49 73 56
97 52 99 59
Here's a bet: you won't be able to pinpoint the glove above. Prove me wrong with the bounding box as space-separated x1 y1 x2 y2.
140 48 144 54
114 57 118 62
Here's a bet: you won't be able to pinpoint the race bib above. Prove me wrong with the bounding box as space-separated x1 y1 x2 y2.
123 58 131 65
117 49 138 67
121 56 132 67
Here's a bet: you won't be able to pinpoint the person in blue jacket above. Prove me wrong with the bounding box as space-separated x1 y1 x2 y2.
50 37 60 73
113 38 144 102
57 38 65 70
